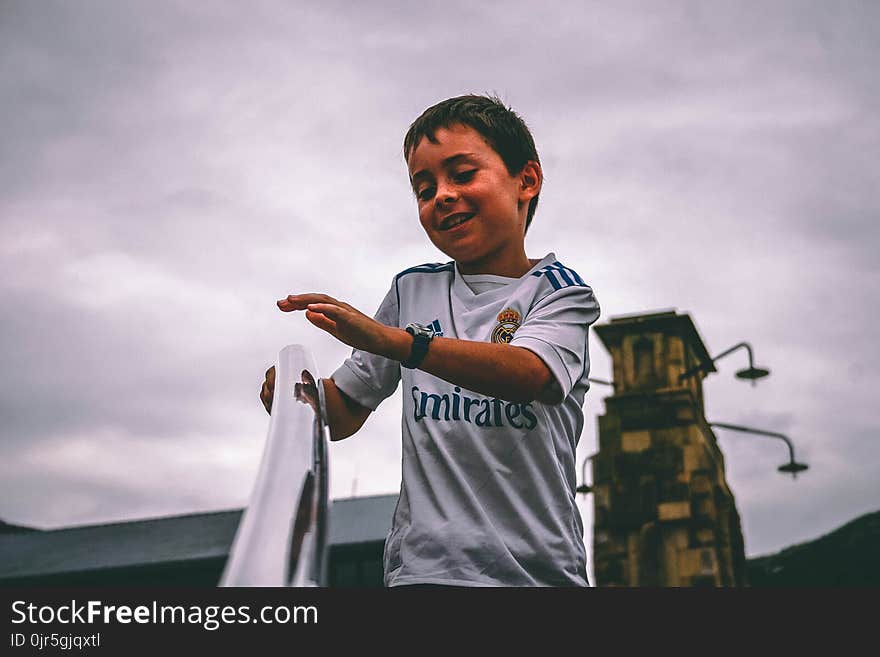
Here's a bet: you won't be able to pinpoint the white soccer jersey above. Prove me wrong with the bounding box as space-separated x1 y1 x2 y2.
331 252 600 587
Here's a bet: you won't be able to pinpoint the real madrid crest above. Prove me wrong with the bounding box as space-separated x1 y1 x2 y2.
491 308 521 344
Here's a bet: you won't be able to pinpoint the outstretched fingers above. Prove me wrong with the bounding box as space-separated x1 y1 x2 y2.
304 302 346 319
277 293 339 312
305 308 338 333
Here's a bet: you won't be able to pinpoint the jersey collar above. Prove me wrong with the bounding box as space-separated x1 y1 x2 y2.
451 253 557 309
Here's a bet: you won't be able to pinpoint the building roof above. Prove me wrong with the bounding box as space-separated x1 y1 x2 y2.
0 493 398 581
327 493 396 547
594 309 716 372
0 520 38 534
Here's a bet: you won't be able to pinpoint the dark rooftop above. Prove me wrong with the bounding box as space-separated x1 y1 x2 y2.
0 494 398 582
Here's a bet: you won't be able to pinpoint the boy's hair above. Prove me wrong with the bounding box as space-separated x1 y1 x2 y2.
403 94 541 232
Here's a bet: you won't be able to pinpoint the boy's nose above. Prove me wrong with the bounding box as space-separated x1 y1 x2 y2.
435 186 458 206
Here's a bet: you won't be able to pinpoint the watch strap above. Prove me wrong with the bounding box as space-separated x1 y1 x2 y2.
402 324 433 369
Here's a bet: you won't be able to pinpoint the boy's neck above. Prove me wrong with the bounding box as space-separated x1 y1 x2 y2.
456 251 536 278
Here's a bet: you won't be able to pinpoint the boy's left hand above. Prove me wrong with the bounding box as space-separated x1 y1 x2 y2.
278 294 394 356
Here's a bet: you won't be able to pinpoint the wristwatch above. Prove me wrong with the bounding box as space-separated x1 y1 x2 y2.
401 322 435 369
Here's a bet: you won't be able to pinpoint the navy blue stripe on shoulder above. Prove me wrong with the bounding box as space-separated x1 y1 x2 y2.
394 262 454 310
530 260 589 291
395 262 455 280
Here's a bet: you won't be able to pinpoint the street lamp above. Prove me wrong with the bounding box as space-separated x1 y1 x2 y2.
709 422 809 479
679 341 770 387
576 455 594 497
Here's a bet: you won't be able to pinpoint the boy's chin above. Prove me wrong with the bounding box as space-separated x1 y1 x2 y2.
437 247 481 266
428 240 469 263
429 236 497 268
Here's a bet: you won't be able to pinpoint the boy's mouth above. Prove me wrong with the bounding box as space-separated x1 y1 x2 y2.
439 212 475 231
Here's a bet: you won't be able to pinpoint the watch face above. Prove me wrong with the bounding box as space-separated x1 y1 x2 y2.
406 322 434 338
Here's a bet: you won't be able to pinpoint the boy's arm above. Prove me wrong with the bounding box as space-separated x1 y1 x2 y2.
322 377 372 441
277 294 559 404
260 366 372 441
386 333 557 404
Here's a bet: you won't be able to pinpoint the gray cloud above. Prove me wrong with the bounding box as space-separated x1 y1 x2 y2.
1 0 877 567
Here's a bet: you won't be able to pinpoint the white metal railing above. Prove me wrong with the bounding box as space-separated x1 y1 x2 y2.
219 345 331 587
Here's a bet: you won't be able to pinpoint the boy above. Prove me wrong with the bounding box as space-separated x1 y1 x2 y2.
260 95 600 587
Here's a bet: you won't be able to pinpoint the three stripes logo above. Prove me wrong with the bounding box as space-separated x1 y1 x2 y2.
531 261 587 290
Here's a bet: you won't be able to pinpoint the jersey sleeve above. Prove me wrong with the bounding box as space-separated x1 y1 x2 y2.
330 281 402 411
509 284 601 401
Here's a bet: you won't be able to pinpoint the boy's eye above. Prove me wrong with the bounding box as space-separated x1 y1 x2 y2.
453 170 477 183
416 186 435 201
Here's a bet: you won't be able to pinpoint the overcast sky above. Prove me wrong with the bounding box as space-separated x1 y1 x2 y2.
2 0 877 580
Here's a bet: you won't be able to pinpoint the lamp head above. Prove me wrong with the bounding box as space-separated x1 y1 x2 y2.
736 366 770 381
778 461 809 479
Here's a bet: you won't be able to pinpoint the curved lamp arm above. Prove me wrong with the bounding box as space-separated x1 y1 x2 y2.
710 421 808 478
679 341 769 385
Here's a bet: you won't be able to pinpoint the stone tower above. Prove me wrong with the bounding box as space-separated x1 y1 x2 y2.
590 310 747 586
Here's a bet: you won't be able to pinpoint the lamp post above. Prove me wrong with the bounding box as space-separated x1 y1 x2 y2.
578 377 611 493
679 341 770 386
580 339 771 493
576 455 595 497
709 421 809 479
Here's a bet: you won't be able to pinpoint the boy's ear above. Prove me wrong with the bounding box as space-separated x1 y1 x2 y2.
518 160 543 202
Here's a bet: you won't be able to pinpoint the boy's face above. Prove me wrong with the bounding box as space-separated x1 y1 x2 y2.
406 123 541 275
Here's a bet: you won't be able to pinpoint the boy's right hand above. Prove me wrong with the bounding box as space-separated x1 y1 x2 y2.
259 364 371 440
260 366 275 414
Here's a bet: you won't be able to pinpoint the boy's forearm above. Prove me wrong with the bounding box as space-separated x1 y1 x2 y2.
382 328 554 403
321 377 371 441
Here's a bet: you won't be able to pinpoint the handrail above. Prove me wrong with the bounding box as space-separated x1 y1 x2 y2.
219 345 331 587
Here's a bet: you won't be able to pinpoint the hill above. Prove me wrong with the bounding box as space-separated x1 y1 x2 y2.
746 510 880 587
